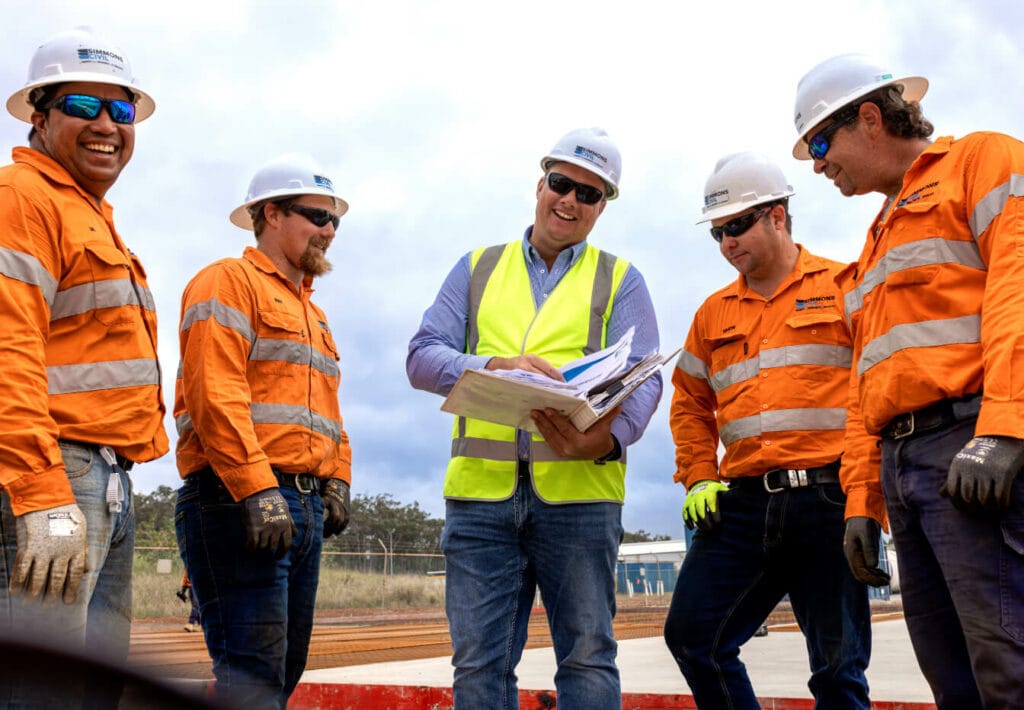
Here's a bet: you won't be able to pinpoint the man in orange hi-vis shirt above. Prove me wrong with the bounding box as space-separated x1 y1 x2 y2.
663 152 871 708
174 153 352 709
0 26 167 708
792 53 1024 709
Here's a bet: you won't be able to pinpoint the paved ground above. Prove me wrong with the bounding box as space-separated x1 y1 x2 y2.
299 617 934 703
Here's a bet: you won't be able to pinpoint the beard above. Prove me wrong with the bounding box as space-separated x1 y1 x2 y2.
299 242 333 277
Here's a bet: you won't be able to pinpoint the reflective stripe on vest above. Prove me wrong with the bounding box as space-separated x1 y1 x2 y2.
446 241 629 503
177 297 340 441
719 408 847 446
49 358 160 395
0 247 57 305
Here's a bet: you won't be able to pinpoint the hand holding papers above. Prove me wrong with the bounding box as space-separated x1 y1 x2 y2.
441 328 679 434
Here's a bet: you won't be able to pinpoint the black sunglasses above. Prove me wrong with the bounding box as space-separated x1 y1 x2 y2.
710 205 772 243
45 94 136 125
286 203 340 229
546 172 604 205
807 111 859 160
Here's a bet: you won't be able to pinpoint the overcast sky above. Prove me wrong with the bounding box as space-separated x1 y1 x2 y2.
3 0 1022 537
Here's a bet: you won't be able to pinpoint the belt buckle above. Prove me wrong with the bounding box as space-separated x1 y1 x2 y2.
295 474 315 494
890 413 915 440
763 469 807 493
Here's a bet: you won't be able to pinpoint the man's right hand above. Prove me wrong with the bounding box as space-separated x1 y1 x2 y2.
682 480 728 532
843 516 891 587
486 354 563 381
241 488 297 559
11 503 88 604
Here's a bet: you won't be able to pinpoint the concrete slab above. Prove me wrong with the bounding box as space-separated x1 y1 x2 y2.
300 619 934 703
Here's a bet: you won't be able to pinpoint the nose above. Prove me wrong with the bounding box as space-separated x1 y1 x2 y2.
90 106 117 133
812 157 827 174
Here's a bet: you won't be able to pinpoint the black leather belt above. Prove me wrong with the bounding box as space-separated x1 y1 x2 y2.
273 470 320 495
880 393 982 441
728 460 840 493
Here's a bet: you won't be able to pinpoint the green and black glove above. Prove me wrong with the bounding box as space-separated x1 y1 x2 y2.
940 435 1024 517
682 480 728 532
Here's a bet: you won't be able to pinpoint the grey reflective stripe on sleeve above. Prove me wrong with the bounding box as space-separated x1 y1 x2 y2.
970 173 1024 240
467 245 504 355
675 349 709 383
250 402 342 443
845 238 986 317
250 338 339 378
0 247 57 306
48 358 160 395
857 314 981 376
720 408 847 446
585 250 617 355
50 279 155 320
180 298 255 341
708 345 851 393
451 436 517 461
175 412 192 435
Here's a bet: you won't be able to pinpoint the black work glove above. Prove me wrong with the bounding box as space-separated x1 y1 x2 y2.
842 516 891 587
322 479 351 538
176 586 188 603
940 436 1024 517
241 488 297 559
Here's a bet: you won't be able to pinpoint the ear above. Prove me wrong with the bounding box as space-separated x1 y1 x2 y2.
858 102 884 138
594 199 607 218
30 111 47 140
263 201 285 228
536 175 545 198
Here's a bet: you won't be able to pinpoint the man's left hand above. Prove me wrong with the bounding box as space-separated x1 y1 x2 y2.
322 479 351 538
940 435 1024 516
531 406 622 460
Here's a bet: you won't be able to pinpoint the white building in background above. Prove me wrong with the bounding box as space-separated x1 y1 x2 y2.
617 540 687 597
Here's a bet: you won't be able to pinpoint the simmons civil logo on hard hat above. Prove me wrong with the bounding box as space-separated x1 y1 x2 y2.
313 175 334 191
574 144 608 168
76 47 125 70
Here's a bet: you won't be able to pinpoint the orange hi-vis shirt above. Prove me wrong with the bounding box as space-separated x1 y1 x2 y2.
174 246 351 502
671 247 872 497
0 147 168 515
840 132 1024 522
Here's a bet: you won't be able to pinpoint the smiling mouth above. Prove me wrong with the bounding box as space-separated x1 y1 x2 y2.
84 143 116 154
553 209 576 221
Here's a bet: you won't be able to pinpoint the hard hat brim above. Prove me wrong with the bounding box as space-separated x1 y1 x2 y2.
697 190 795 224
792 75 928 160
230 189 350 231
6 73 156 124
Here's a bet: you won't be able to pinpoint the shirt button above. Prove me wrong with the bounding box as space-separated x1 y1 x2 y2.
762 372 768 378
764 440 772 447
761 404 768 410
762 338 768 344
811 329 818 334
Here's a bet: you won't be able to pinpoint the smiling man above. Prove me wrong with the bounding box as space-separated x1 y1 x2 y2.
173 153 353 709
408 127 662 710
663 152 871 708
793 53 1024 709
0 26 167 708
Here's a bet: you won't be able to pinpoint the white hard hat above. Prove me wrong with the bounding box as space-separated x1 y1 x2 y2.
6 26 155 124
698 152 795 223
540 127 621 200
230 153 349 231
792 53 927 160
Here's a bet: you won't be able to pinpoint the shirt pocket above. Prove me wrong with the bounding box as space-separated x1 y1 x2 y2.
782 311 852 383
705 331 748 393
315 324 341 391
253 309 307 377
81 242 140 330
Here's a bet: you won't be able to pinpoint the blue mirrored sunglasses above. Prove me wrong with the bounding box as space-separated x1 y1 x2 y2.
45 94 136 125
807 112 858 160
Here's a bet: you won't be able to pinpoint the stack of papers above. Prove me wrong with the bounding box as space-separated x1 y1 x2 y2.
441 328 679 434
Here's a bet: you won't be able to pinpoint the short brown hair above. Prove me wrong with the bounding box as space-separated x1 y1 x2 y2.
859 85 934 140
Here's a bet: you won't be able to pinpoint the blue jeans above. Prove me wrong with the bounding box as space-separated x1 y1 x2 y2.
0 441 135 709
175 471 323 710
881 416 1024 710
441 474 623 710
664 481 871 709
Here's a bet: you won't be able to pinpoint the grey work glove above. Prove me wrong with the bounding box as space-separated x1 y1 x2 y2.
241 488 296 559
11 503 88 604
322 479 351 538
940 435 1024 517
842 516 891 587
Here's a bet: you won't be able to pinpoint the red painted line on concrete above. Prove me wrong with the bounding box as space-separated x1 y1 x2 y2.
288 683 937 709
